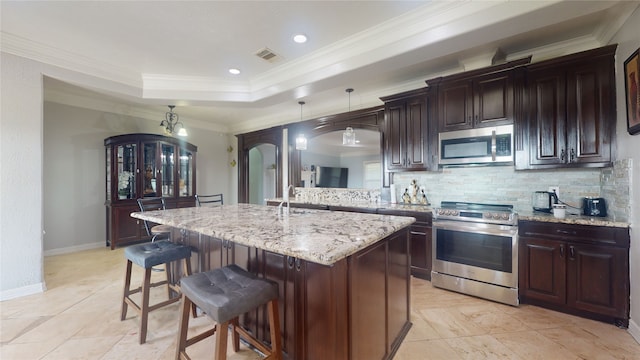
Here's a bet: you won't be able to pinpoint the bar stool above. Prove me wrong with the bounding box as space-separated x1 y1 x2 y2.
176 264 282 360
121 240 193 344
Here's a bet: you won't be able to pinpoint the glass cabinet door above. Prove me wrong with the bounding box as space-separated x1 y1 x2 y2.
116 143 137 200
142 142 158 197
179 148 194 197
161 143 175 197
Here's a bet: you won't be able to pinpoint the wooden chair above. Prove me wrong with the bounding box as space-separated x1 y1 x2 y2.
176 265 282 360
195 193 223 207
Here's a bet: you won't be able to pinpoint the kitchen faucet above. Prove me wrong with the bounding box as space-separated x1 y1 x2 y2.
277 185 295 216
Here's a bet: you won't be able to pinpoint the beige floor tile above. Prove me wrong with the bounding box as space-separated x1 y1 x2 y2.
420 307 486 338
1 247 638 359
40 335 123 360
444 334 522 359
493 330 579 360
395 338 463 360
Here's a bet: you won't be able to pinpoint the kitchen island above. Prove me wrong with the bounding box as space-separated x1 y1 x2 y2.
131 204 415 360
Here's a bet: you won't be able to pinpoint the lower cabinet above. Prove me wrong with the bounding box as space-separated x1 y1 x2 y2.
378 209 432 280
519 221 630 327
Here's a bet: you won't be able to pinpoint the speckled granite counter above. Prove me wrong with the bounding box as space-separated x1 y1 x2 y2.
269 198 631 228
131 203 415 266
517 210 629 228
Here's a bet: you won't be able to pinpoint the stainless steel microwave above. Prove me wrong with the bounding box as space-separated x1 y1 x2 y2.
438 124 514 166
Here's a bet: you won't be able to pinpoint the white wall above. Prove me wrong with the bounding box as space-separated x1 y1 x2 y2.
611 6 640 342
42 102 232 253
0 53 46 299
0 52 234 300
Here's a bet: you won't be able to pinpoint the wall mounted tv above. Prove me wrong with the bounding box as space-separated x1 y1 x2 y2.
315 166 348 188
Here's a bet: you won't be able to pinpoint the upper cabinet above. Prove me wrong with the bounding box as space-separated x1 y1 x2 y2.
104 133 197 249
522 45 617 169
380 88 434 171
427 58 530 133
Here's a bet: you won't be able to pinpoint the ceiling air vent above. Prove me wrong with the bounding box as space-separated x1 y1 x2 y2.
255 47 279 62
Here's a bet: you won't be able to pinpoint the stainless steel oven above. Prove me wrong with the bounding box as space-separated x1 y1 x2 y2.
431 202 519 306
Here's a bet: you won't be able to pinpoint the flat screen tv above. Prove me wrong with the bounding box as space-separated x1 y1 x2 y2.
315 166 348 188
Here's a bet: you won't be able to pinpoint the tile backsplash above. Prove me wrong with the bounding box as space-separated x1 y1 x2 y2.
394 159 631 221
292 159 631 222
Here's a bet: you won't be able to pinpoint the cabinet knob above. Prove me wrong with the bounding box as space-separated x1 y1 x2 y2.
570 148 575 162
560 149 566 161
560 244 565 258
295 258 302 271
287 256 295 269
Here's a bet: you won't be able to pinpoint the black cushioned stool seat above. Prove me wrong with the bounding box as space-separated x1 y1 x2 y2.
176 264 282 360
121 240 193 344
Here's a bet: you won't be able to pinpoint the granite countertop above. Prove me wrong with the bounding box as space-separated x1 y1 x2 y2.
517 210 629 228
268 198 629 228
268 198 433 213
131 204 415 266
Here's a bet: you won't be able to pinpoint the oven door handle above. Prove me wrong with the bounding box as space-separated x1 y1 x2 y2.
491 130 497 161
433 220 517 237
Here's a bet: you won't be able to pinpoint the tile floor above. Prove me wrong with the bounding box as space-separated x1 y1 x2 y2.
1 247 639 359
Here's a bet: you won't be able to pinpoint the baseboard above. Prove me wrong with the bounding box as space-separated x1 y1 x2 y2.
0 282 46 301
43 241 104 256
629 318 640 345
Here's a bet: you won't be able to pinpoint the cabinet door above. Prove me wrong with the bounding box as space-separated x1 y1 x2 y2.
385 100 407 170
405 96 429 169
160 143 176 197
567 243 628 319
566 58 613 165
111 205 144 247
141 142 159 198
527 68 567 166
115 143 138 200
178 147 195 197
474 72 514 127
410 224 432 280
520 237 566 305
439 80 473 131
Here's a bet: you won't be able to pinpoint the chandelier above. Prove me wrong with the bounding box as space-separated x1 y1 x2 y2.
160 105 188 137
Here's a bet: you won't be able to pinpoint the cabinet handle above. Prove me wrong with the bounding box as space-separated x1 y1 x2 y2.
569 246 575 260
410 231 426 236
570 148 575 162
295 258 302 272
556 229 577 236
560 244 565 258
560 149 566 161
287 256 295 269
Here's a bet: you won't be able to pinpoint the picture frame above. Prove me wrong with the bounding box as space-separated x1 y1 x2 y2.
624 48 640 135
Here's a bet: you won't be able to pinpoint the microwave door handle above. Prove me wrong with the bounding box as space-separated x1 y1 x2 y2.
491 130 497 161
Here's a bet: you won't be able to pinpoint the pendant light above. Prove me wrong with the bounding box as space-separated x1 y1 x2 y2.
342 88 356 146
295 101 307 150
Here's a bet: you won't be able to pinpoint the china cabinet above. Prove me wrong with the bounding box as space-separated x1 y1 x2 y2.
104 133 197 249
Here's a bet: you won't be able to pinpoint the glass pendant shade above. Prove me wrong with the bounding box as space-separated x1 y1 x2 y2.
296 134 307 150
343 127 356 146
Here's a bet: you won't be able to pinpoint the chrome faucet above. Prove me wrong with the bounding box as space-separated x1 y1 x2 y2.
277 185 295 216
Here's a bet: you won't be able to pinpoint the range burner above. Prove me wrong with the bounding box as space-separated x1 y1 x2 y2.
434 201 517 225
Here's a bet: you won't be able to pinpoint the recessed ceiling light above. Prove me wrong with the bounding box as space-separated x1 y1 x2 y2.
229 68 241 75
293 34 307 43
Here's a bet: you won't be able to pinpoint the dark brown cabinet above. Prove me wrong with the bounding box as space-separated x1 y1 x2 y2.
436 71 515 131
104 133 197 249
379 208 432 280
381 88 432 171
524 45 616 169
519 220 630 327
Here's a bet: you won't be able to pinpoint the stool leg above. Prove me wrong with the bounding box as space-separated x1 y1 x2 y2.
230 318 240 352
181 258 198 318
165 262 173 299
121 260 133 321
214 320 230 360
139 267 152 344
268 300 282 360
175 296 193 360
